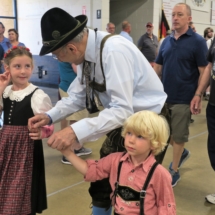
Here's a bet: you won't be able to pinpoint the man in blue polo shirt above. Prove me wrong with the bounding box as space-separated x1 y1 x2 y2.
154 3 208 187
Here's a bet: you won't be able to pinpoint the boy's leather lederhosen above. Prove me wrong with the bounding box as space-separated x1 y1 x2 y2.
88 32 170 209
113 157 159 215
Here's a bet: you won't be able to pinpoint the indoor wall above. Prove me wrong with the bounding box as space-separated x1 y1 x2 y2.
17 0 109 55
0 0 14 32
110 0 151 45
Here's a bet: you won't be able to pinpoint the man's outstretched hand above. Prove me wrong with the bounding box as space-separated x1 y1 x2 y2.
47 126 77 150
28 113 50 130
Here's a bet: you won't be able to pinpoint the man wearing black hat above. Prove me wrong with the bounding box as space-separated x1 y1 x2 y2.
28 8 167 215
137 22 158 67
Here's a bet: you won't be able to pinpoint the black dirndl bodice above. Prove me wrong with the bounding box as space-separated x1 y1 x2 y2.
3 89 37 125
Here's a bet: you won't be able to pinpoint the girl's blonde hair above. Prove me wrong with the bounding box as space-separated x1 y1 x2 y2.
3 46 33 66
121 110 169 155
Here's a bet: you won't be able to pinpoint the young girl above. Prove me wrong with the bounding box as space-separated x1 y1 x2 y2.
60 111 176 215
0 46 54 215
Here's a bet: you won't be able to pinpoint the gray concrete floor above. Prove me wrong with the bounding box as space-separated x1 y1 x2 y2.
39 86 215 215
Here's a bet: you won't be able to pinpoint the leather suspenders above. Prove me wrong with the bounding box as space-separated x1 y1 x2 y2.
114 158 159 215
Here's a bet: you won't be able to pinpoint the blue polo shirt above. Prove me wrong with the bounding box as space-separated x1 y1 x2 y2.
156 27 208 104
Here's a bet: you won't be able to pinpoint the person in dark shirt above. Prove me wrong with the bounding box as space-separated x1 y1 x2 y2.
191 37 215 205
154 3 208 187
137 22 158 67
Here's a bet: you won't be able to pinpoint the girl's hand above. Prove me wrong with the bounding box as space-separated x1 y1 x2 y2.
29 127 42 140
0 71 11 92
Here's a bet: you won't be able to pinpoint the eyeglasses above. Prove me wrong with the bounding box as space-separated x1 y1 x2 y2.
146 26 152 28
52 46 66 60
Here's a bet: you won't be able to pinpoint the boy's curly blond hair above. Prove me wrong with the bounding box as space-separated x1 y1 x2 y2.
121 110 169 155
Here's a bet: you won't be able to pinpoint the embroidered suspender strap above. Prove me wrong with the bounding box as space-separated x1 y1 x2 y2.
112 160 123 202
100 34 115 83
140 161 159 215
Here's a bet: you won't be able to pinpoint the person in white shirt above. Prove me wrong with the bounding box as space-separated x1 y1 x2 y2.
28 7 167 215
119 20 133 42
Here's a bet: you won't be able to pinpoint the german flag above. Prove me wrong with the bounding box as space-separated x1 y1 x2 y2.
159 9 170 40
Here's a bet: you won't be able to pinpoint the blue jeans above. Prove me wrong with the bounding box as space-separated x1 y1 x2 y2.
92 206 112 215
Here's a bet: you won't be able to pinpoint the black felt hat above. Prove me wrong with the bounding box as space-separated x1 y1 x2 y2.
39 7 88 56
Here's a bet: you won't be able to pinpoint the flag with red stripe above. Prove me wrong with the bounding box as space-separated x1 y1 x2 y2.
159 9 170 39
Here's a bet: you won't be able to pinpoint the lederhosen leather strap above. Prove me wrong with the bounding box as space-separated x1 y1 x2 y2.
113 157 159 215
140 161 159 215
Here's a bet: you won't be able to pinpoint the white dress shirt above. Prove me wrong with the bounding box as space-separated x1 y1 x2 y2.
47 29 167 144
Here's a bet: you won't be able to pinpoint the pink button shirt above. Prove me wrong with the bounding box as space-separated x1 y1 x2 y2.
85 152 176 215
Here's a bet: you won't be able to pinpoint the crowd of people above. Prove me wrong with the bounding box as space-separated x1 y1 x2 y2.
0 2 215 215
